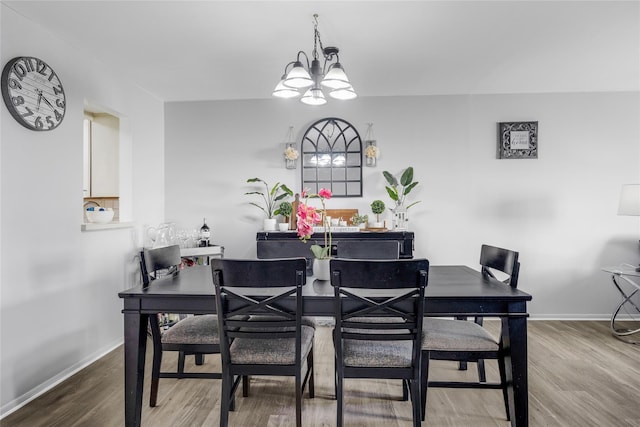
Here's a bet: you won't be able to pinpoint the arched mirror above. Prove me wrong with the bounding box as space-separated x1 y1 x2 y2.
301 117 362 197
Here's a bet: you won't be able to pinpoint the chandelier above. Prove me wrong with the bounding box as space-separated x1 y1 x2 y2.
272 14 357 105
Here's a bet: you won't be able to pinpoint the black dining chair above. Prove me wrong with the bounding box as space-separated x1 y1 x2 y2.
140 245 223 407
330 258 429 427
420 244 520 423
211 257 314 427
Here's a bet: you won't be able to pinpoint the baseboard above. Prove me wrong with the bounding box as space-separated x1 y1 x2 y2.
0 339 123 419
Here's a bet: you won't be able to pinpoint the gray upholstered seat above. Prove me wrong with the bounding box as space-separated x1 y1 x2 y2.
343 338 413 368
249 314 316 329
422 317 498 352
230 325 314 365
162 314 220 345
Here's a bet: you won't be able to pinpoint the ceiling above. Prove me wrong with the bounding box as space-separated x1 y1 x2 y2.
4 1 639 102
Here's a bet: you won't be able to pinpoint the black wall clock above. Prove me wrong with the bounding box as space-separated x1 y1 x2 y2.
1 56 66 131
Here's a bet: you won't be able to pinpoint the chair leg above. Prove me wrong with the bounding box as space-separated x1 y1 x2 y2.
177 351 186 378
219 373 231 427
242 375 250 397
402 379 409 401
195 353 205 365
498 354 516 423
334 355 338 400
410 379 421 427
477 358 487 382
336 372 344 427
307 349 315 398
420 351 430 422
295 373 302 427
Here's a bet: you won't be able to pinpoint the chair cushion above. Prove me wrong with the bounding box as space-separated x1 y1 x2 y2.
249 315 317 329
337 317 414 368
161 315 219 345
229 325 314 365
422 317 498 352
342 337 413 368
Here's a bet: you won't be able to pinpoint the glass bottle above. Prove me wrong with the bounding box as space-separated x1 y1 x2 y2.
199 218 210 247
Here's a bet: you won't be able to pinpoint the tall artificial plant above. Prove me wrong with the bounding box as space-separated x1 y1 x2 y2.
245 178 293 219
383 166 421 209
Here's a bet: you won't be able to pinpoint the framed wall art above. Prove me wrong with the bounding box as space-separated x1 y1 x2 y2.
497 121 538 159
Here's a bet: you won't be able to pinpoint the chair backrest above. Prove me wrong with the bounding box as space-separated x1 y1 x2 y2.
479 244 520 288
336 240 400 260
211 258 307 366
330 258 429 368
140 245 181 285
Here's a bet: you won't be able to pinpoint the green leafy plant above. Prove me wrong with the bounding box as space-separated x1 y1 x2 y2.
370 200 386 222
350 213 369 226
274 200 292 221
245 178 293 219
383 166 421 209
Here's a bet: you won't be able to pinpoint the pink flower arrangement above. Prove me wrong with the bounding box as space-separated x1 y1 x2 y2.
297 188 332 259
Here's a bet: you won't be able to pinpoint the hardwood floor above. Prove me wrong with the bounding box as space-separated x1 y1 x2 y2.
2 321 639 426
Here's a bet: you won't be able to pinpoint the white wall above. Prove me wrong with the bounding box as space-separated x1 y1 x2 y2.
165 92 640 318
1 5 165 414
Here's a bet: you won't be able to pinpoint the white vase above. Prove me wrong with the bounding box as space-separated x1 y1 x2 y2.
392 205 409 230
278 222 289 231
263 218 277 231
312 258 331 281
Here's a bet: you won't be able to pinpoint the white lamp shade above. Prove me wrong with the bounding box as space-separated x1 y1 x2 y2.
618 184 640 216
272 80 300 98
329 85 357 100
300 88 327 106
321 63 351 89
283 62 314 88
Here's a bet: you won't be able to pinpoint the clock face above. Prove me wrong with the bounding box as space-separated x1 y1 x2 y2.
1 57 66 131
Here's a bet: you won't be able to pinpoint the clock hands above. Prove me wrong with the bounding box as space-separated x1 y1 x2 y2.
41 95 55 110
36 89 42 111
35 88 55 111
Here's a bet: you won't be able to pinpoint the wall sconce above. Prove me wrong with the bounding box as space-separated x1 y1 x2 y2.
364 122 380 167
283 126 299 169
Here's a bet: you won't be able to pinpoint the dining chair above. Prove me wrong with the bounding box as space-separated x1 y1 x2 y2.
140 245 223 407
211 257 314 427
420 244 520 422
330 258 429 427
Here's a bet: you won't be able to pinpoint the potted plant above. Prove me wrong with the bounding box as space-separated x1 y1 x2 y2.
275 200 292 231
245 177 293 231
297 188 333 279
350 213 369 230
370 200 386 228
383 166 420 230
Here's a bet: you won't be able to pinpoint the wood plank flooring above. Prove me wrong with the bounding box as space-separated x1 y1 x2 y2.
2 321 640 427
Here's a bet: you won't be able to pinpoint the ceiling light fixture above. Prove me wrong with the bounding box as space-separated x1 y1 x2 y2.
272 14 357 105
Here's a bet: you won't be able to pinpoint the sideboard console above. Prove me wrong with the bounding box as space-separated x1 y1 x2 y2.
256 231 414 273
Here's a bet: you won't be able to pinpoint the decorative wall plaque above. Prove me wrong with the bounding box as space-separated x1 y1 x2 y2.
497 121 538 159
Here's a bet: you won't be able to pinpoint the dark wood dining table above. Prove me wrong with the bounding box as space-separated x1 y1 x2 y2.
119 264 532 427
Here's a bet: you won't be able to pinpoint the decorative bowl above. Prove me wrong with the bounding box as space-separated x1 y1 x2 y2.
86 209 114 223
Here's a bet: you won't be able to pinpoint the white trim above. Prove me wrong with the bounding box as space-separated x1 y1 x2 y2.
81 221 135 231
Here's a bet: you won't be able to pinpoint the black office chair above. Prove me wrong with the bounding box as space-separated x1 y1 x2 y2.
330 258 429 427
420 244 520 422
140 245 222 407
211 258 314 427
